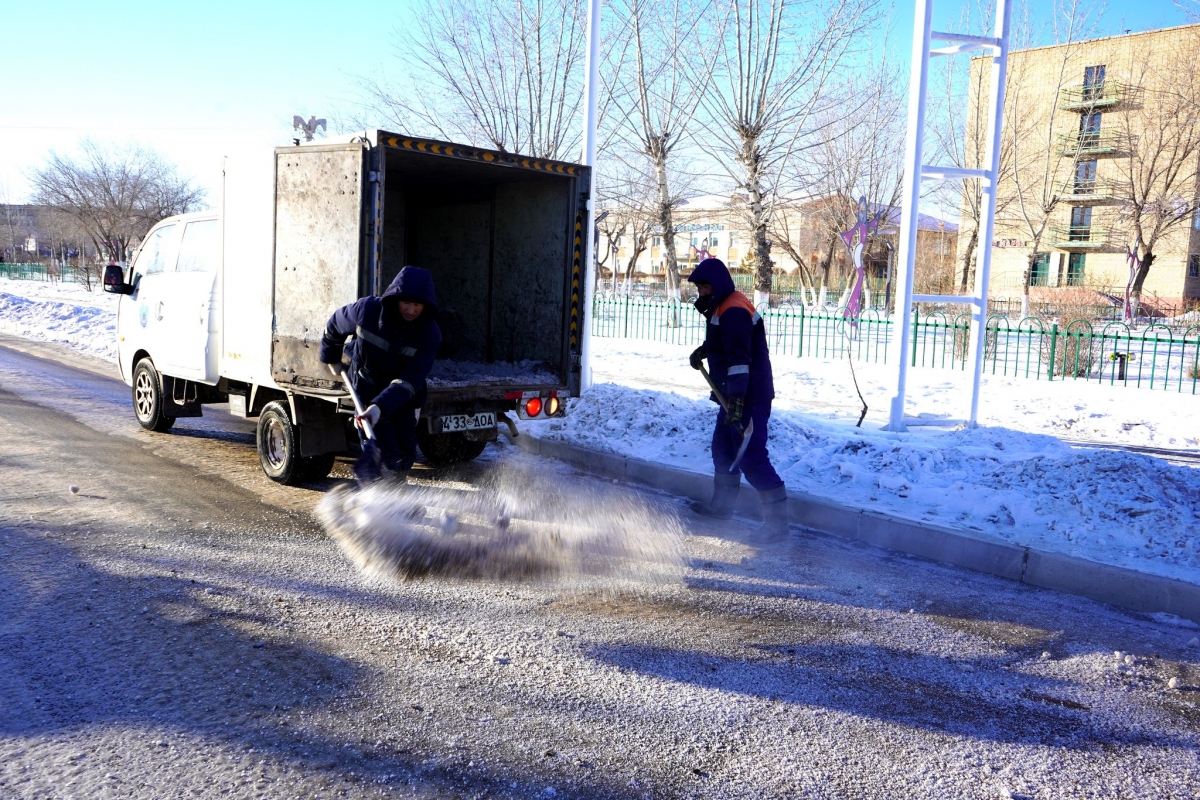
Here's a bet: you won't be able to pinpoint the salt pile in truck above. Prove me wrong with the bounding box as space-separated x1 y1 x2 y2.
104 131 589 483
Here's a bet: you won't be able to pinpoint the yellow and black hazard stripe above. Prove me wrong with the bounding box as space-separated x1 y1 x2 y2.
570 210 583 351
380 134 584 177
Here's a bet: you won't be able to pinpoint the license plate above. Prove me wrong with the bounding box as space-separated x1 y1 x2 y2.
431 412 496 433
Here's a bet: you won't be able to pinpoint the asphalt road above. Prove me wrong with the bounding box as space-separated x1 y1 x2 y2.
1 336 1198 799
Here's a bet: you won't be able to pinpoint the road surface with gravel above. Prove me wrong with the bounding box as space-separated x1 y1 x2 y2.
1 335 1198 799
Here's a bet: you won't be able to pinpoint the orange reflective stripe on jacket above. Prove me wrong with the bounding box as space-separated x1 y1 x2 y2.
714 291 758 322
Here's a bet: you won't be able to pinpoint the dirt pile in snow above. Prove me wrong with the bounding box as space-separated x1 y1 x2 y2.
316 464 686 585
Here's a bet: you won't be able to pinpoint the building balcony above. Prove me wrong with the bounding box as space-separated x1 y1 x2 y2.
1057 131 1123 156
1059 82 1125 110
1054 178 1117 202
1049 225 1111 249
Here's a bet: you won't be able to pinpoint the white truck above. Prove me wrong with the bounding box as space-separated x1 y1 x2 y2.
104 131 590 483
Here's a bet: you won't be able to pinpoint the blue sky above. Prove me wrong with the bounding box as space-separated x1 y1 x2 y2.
1 0 1194 203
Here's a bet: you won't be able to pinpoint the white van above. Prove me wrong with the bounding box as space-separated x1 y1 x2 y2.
105 131 586 484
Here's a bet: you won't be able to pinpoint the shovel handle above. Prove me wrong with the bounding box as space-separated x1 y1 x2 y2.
340 371 376 441
697 363 748 437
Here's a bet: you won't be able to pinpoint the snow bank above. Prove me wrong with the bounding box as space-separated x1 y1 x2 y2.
0 279 118 362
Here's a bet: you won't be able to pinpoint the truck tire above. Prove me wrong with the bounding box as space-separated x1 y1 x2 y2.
257 401 304 484
258 402 339 484
416 429 488 466
132 358 175 433
298 452 337 481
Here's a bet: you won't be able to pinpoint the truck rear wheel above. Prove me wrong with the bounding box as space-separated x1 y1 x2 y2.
416 429 488 466
132 358 175 433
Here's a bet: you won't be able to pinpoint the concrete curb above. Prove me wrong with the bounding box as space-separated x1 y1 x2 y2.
515 434 1200 625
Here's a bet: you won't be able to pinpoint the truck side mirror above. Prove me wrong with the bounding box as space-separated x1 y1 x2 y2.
102 264 133 295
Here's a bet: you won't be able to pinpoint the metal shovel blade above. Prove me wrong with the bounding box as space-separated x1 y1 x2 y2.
729 417 754 473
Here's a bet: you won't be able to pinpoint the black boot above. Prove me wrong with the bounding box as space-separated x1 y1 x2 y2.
756 485 790 543
689 473 741 520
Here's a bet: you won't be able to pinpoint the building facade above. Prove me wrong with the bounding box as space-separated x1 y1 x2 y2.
962 24 1200 313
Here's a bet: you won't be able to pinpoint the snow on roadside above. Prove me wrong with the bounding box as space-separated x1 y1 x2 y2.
0 278 118 362
532 337 1200 584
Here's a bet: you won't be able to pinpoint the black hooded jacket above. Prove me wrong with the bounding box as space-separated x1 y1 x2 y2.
318 266 443 415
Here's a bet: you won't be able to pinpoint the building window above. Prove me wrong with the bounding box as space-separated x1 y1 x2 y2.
1067 253 1087 286
1069 206 1093 240
1190 254 1200 278
1029 252 1050 286
1079 112 1102 147
652 236 661 246
1074 160 1097 193
1193 212 1200 231
1083 65 1106 99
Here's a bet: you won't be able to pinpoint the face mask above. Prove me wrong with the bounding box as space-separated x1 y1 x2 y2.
694 294 713 314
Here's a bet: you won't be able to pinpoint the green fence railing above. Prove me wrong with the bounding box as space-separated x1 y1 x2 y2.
591 294 1200 394
0 262 88 283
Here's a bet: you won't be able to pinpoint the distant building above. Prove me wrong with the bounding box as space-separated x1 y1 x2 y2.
600 193 957 293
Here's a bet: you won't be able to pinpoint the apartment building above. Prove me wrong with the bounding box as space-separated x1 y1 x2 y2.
962 24 1200 312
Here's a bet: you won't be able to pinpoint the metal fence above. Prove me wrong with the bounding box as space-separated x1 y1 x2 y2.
0 262 90 284
592 293 1200 394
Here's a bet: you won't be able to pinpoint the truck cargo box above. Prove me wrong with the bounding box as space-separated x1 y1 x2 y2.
270 132 588 404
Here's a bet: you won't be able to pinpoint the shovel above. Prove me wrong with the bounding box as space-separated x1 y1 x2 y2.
697 363 754 473
341 370 383 484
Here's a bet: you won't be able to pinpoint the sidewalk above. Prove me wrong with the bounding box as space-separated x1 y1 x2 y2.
515 433 1200 626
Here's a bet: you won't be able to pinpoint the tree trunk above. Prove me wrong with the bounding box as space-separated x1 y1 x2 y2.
654 156 680 302
740 138 772 306
1020 251 1035 319
1130 248 1155 298
958 227 978 293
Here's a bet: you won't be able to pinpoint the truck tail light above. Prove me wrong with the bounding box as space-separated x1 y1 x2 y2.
546 396 560 416
525 397 543 417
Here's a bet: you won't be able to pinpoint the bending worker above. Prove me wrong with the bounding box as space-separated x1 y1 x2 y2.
319 265 442 482
687 258 789 542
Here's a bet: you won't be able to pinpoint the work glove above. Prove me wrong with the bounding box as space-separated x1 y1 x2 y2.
327 362 346 379
355 404 381 431
726 397 745 430
689 344 707 371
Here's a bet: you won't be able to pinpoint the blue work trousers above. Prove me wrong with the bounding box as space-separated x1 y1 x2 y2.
367 406 420 471
712 402 784 491
354 375 421 471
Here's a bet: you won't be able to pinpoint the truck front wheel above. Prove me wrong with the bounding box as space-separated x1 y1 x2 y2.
133 358 175 433
416 429 488 466
257 401 339 484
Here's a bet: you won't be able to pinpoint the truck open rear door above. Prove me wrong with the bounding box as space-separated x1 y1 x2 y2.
271 142 368 388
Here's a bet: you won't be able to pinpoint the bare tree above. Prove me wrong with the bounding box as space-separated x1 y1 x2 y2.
700 0 880 305
993 0 1101 317
607 0 721 301
363 0 588 161
0 180 33 264
1110 30 1200 312
595 209 627 288
597 166 659 293
785 57 906 296
28 140 204 274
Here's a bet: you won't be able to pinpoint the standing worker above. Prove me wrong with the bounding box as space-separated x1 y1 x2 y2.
687 258 789 542
319 266 442 483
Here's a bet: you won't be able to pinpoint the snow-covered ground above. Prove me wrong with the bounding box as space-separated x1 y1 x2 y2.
531 337 1200 585
2 277 1198 585
0 278 118 362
